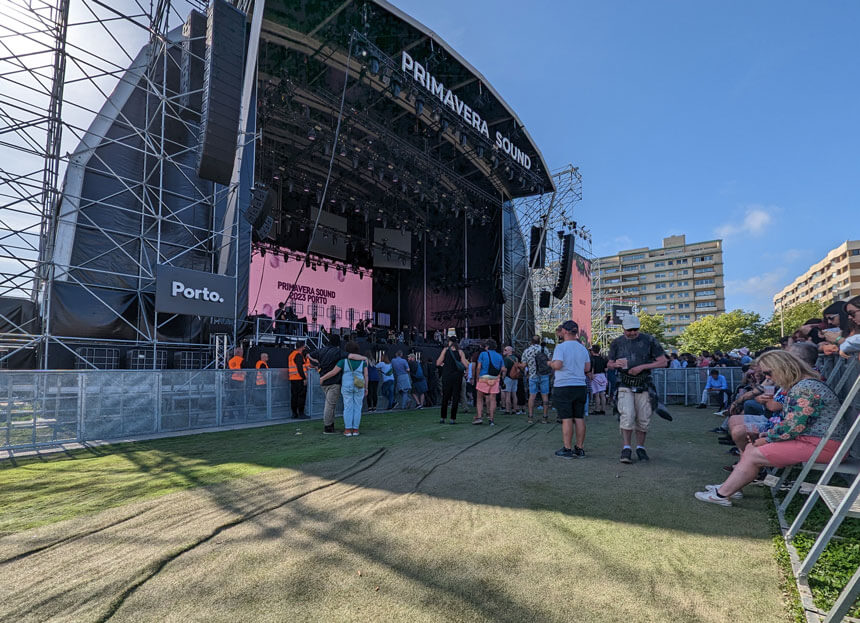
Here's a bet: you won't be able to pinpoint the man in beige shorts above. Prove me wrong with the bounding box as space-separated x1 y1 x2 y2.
607 315 667 463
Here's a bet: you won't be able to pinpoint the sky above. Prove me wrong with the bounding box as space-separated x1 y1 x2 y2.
391 0 860 317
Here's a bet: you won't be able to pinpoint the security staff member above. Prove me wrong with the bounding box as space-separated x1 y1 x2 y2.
288 341 310 419
227 346 246 420
255 352 269 386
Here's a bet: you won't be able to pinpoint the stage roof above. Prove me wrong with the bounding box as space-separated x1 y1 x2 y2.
256 0 555 230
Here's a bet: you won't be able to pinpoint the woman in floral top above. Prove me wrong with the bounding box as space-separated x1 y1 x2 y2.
696 350 846 507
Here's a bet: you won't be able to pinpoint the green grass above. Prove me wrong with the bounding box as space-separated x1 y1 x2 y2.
0 409 444 535
780 483 860 617
1 406 795 622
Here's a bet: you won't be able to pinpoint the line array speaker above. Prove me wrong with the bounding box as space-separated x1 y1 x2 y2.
552 234 574 300
180 9 206 119
529 226 546 269
538 290 551 308
245 185 269 224
196 0 246 185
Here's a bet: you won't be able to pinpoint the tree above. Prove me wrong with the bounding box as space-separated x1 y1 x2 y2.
677 309 766 354
759 300 824 347
637 313 678 350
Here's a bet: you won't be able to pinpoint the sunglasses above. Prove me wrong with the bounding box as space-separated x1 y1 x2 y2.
761 370 773 376
624 327 639 332
826 314 840 321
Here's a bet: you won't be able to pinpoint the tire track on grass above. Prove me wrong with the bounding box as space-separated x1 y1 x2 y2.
411 425 510 492
97 447 388 623
0 509 154 565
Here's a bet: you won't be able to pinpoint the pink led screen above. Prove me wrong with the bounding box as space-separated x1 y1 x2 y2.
248 251 373 330
571 253 593 344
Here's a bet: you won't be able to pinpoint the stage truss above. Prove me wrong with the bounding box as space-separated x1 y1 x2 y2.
0 0 251 368
508 165 591 350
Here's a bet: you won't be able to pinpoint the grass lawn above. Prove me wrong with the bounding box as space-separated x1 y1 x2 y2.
0 405 793 622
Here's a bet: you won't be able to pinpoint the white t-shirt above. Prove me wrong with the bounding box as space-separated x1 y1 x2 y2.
551 339 590 387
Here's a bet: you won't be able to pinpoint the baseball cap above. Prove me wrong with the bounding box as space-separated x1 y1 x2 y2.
560 320 578 333
621 315 640 330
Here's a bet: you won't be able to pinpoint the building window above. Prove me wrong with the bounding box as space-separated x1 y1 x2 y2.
852 249 860 256
655 283 667 289
695 278 715 285
696 290 715 297
656 294 667 300
656 305 668 311
697 301 717 308
654 261 665 267
678 258 688 264
694 267 715 274
694 255 713 263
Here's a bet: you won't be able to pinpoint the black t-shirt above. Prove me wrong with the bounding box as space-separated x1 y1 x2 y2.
441 348 465 380
591 354 607 374
608 333 665 381
309 346 347 386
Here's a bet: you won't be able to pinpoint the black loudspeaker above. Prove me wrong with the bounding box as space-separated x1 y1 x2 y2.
180 9 206 118
245 185 269 224
529 226 546 269
539 290 551 308
197 0 246 185
256 215 276 240
552 234 574 300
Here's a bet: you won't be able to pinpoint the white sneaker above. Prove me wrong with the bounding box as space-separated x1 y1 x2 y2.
706 484 742 500
696 489 732 506
694 489 732 506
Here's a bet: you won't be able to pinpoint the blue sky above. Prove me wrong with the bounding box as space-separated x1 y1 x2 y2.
392 0 860 317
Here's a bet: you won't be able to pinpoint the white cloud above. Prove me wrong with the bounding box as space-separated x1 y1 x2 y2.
724 269 787 316
715 205 776 240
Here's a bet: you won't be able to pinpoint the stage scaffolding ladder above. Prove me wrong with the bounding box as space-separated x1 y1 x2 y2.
777 369 860 622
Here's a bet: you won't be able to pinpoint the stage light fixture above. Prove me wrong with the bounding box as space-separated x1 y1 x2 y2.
377 169 384 182
476 144 484 158
415 96 424 116
391 171 399 183
352 156 359 170
432 108 441 122
260 248 266 257
283 252 289 262
367 160 374 171
303 182 310 192
381 68 391 86
440 118 449 132
323 262 329 272
288 180 294 193
305 256 311 267
307 126 316 141
491 154 499 169
507 167 514 181
339 142 348 157
391 79 402 98
316 189 322 203
459 133 467 147
368 56 380 76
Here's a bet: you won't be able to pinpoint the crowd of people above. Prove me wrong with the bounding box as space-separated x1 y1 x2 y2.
230 295 860 478
694 296 860 506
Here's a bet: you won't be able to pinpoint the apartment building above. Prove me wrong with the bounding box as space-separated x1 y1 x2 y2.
772 240 860 311
595 235 726 337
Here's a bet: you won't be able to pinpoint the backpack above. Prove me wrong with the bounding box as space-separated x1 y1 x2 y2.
534 348 552 375
346 359 365 388
509 360 524 380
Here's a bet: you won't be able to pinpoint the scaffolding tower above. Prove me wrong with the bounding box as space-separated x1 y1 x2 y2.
0 0 247 368
508 165 589 350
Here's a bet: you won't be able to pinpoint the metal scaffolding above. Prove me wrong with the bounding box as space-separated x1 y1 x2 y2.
509 165 588 349
0 0 244 368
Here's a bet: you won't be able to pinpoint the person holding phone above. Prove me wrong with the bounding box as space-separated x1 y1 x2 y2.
437 336 469 424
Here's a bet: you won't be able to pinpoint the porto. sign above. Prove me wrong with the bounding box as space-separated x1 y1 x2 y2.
401 51 531 170
155 265 237 318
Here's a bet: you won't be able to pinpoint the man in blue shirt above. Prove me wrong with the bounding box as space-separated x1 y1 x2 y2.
698 369 729 410
550 320 591 459
473 339 506 426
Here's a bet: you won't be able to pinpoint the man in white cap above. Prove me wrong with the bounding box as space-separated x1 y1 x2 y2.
607 315 667 463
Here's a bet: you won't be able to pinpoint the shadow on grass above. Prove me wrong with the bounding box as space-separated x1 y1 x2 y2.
0 407 771 541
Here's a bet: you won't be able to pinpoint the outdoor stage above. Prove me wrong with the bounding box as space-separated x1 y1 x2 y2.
0 0 569 371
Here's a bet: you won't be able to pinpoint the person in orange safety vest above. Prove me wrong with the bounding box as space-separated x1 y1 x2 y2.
255 352 269 386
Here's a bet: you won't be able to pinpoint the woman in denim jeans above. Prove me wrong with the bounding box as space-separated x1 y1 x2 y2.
319 341 368 436
377 352 396 409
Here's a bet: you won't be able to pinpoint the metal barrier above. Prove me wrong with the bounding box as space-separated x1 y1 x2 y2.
0 368 339 452
253 318 323 349
651 367 746 406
